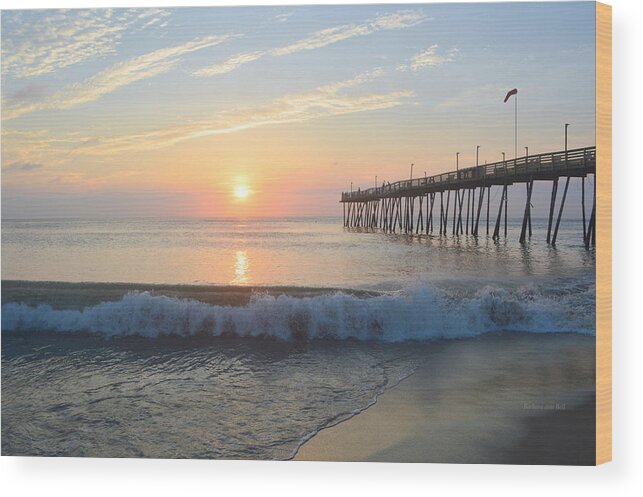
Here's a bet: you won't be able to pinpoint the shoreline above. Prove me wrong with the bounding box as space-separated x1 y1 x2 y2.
294 333 595 465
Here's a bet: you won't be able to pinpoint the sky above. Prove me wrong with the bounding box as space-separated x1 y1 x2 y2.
1 2 596 219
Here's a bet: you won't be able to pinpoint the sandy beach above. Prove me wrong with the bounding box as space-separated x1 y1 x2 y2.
295 333 595 465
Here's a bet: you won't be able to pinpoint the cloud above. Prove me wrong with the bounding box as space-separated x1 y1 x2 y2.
397 45 459 71
1 8 171 79
71 69 413 155
194 50 266 76
2 34 239 121
2 161 45 173
194 10 428 77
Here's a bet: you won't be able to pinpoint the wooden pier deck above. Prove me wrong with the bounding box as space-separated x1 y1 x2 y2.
341 146 596 247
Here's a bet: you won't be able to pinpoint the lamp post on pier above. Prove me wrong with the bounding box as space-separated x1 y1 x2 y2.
564 123 570 169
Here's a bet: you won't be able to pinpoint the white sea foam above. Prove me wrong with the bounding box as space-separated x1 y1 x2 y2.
1 282 595 341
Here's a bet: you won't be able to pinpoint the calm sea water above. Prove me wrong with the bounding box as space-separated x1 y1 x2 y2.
1 217 595 458
1 217 594 287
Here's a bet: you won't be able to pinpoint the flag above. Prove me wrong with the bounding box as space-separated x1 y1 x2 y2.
504 88 518 103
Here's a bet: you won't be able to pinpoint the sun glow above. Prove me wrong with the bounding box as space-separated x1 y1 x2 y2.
233 184 250 199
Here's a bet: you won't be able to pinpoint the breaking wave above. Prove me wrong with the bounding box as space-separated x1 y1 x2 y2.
1 281 595 341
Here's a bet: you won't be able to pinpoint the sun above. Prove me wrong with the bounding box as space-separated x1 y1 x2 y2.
233 185 250 200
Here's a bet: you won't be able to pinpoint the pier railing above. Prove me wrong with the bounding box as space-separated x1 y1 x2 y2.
341 146 595 202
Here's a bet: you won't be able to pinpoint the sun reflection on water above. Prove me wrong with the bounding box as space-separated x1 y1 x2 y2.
232 250 250 284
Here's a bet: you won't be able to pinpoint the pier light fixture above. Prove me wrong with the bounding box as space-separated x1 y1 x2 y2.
476 145 480 166
456 152 459 171
502 152 506 162
565 123 570 151
410 163 414 180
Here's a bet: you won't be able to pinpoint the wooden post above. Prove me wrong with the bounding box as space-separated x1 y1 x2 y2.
365 201 370 228
444 190 451 235
585 174 597 248
585 202 596 249
452 190 458 235
412 196 416 233
486 185 491 235
439 192 444 235
552 176 571 245
392 199 398 233
528 181 532 238
465 188 471 235
592 173 596 246
425 193 430 234
456 189 464 234
546 179 558 244
582 176 587 241
520 180 533 243
504 185 508 237
471 188 476 233
383 199 387 231
474 185 485 236
493 185 505 240
428 193 435 234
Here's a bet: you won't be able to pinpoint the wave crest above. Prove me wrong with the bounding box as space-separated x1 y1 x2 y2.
1 282 595 341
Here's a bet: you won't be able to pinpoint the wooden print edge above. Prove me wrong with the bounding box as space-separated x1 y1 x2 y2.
595 0 612 465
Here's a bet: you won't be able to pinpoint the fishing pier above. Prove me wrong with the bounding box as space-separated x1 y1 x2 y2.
341 146 596 247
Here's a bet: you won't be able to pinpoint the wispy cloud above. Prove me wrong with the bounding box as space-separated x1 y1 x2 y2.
397 45 459 71
1 8 171 79
2 34 239 121
194 10 428 77
194 50 266 76
68 69 412 155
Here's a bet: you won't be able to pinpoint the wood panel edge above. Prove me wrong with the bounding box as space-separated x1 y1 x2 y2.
595 0 612 466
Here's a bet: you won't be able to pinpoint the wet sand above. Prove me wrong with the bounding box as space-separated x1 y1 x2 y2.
295 333 596 465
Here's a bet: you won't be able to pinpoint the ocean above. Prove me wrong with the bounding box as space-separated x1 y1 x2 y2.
1 217 596 459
